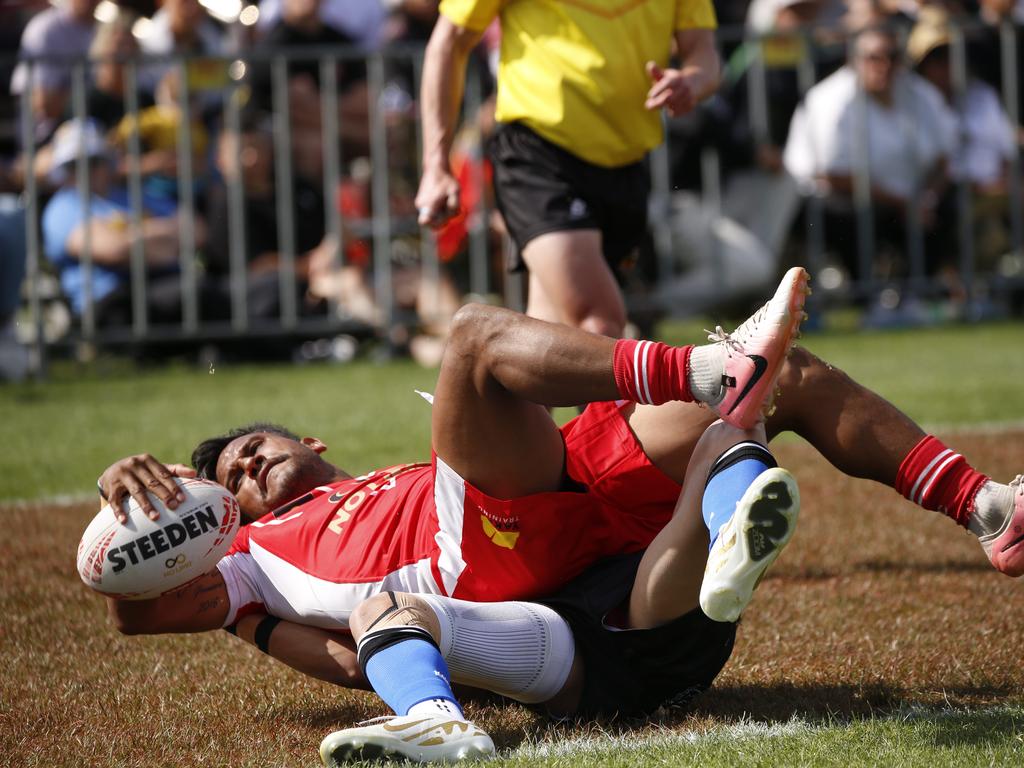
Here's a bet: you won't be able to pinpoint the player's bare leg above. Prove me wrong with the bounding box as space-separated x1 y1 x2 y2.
627 420 794 628
521 229 627 338
630 345 1023 575
432 269 808 500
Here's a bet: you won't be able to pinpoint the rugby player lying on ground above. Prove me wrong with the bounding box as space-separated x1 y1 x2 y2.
264 416 800 764
96 269 1022 747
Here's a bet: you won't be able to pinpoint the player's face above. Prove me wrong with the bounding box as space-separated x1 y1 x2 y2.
215 432 339 521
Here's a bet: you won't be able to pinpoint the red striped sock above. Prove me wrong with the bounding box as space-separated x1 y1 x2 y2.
895 436 988 527
612 340 695 405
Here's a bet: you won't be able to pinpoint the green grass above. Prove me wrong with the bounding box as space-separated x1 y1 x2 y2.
502 707 1024 766
2 321 1023 501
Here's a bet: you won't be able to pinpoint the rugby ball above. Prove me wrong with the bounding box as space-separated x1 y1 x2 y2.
76 477 240 600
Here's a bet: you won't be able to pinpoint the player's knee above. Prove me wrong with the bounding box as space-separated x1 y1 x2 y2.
349 592 442 645
578 312 625 339
447 303 501 356
695 420 766 464
778 346 853 396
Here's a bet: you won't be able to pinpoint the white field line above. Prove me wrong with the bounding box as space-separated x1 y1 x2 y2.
2 492 95 509
513 718 813 759
926 418 1024 435
509 704 1024 759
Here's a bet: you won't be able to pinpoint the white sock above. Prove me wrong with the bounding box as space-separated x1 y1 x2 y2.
406 698 464 719
689 345 725 406
968 481 1015 538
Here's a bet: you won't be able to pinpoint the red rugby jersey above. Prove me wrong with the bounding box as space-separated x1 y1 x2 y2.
216 402 681 630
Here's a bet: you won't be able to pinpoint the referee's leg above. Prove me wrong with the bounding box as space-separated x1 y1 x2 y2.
521 229 627 338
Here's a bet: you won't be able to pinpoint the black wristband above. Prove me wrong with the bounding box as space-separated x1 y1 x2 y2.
254 616 281 654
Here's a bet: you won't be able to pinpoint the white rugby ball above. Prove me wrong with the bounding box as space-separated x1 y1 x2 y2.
77 477 240 600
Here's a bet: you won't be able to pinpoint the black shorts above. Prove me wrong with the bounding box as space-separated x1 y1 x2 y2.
487 122 649 277
539 552 737 719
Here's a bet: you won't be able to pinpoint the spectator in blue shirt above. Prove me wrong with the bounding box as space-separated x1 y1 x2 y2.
41 118 208 326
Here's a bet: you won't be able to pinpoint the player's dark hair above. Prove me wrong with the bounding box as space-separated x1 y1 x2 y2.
191 423 300 481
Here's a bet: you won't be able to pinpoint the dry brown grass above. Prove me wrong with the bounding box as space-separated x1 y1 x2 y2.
4 432 1024 766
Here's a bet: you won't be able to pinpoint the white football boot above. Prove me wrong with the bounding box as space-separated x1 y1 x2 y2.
700 467 800 623
319 714 495 764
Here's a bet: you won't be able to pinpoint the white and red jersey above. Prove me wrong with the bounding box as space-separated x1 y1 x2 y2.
216 401 682 630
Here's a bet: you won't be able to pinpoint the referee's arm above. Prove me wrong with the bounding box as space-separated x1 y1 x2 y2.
675 28 721 104
416 16 485 227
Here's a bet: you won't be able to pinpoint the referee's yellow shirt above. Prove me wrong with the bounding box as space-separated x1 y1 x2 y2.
439 0 717 168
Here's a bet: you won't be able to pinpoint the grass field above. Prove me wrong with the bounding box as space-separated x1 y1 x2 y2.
3 321 1024 766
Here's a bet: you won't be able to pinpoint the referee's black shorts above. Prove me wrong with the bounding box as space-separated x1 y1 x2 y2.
487 122 650 279
539 552 737 720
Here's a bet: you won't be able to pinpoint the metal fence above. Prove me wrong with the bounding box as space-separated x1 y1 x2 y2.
7 18 1024 375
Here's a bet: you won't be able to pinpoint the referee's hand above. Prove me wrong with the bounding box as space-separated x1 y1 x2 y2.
644 61 698 118
416 167 461 228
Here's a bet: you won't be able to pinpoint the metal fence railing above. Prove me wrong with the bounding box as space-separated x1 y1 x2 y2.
6 17 1024 376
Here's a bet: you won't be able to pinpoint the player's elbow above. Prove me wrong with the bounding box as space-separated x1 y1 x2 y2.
106 598 153 635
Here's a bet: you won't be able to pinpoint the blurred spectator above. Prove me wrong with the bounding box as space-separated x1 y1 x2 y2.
247 0 371 177
381 0 440 44
784 25 957 279
11 0 99 146
0 193 28 381
911 7 1017 275
112 69 210 216
40 118 208 326
201 112 378 325
137 0 228 117
255 0 386 48
969 0 1024 133
723 0 828 252
910 8 1016 194
71 9 154 131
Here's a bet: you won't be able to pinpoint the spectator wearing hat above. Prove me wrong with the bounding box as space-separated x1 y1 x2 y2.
40 118 207 326
910 7 1016 277
911 8 1016 196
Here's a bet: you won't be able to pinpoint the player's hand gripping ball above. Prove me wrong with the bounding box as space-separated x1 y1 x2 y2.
77 477 240 600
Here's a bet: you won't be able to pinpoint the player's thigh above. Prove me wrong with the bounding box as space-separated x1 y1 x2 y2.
432 307 566 498
626 401 719 486
521 229 626 336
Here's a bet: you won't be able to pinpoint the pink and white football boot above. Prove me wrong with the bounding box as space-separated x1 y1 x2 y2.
709 267 810 430
979 476 1024 577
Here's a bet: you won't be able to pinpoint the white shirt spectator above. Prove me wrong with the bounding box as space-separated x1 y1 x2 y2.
11 3 94 94
256 0 384 49
784 66 958 200
949 80 1016 187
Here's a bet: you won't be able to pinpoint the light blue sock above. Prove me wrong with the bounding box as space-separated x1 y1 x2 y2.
361 634 463 717
702 442 777 549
